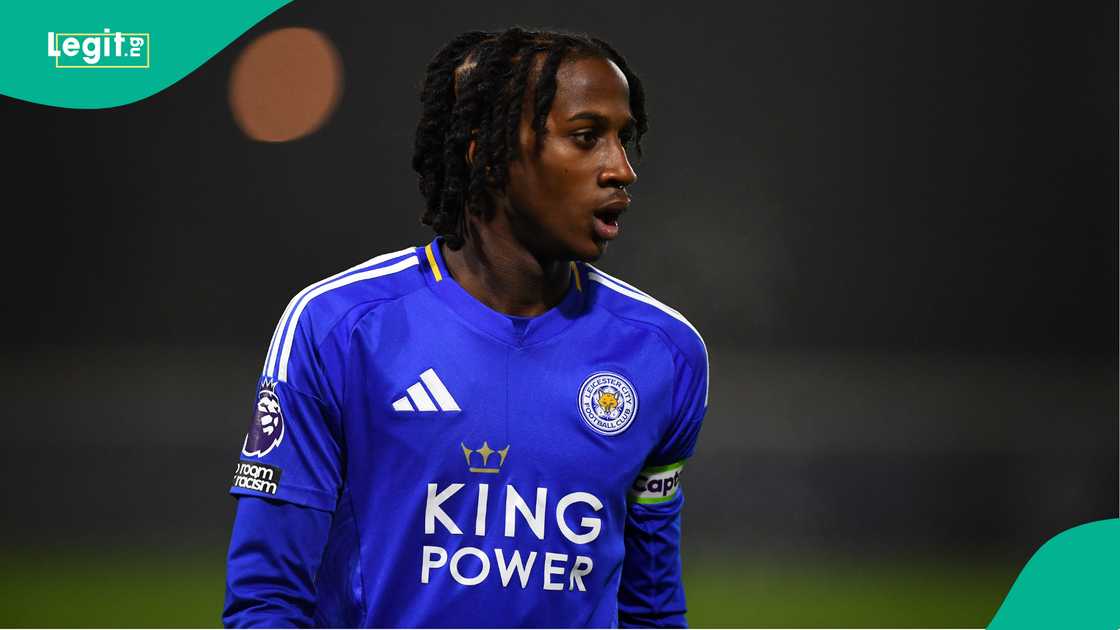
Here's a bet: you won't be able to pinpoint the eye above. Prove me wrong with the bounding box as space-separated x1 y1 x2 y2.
572 130 599 148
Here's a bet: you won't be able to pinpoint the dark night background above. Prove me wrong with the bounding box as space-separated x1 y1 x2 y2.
1 1 1116 626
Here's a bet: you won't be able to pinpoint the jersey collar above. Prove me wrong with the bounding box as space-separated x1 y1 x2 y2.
421 237 586 347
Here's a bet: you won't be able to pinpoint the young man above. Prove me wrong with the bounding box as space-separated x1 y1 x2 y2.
224 28 708 628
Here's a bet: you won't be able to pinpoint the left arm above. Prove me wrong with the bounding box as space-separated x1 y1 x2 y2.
620 320 709 627
618 486 688 628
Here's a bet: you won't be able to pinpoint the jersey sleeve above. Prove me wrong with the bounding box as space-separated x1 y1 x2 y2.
229 306 346 512
618 326 708 627
646 329 709 466
223 496 333 628
618 489 689 628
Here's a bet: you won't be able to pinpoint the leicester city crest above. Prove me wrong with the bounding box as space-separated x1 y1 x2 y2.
242 378 285 457
578 371 638 436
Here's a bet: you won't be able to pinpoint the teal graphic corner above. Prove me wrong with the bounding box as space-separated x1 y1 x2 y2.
989 518 1119 629
0 1 292 109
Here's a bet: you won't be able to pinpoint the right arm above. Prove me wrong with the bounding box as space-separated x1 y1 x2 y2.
226 297 349 627
223 497 333 628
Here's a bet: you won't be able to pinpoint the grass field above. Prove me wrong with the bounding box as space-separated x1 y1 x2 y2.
0 549 1019 627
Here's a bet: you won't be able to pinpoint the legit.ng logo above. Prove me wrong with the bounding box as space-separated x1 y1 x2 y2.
47 29 150 68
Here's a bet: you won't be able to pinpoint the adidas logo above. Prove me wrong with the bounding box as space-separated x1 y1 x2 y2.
392 368 461 412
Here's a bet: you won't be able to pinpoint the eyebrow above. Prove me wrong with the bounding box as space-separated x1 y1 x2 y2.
567 111 637 127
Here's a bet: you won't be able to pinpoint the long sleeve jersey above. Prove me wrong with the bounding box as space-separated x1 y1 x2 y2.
225 239 709 627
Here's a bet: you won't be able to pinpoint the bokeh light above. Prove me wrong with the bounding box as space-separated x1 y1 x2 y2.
229 27 343 142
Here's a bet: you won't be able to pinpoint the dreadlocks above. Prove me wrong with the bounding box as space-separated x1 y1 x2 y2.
411 28 648 250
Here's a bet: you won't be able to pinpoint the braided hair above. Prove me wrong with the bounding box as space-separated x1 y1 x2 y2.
411 28 648 250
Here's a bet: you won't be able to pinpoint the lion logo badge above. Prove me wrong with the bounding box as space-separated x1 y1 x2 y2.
242 379 285 457
579 371 638 436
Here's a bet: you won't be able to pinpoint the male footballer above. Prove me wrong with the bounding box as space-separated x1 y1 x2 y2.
224 27 708 628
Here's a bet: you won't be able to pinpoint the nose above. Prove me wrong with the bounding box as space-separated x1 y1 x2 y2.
600 139 637 189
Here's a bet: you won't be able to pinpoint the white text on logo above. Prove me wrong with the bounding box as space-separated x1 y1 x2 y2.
47 29 150 68
420 483 603 590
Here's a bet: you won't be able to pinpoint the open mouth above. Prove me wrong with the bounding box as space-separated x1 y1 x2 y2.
593 209 622 240
596 209 621 226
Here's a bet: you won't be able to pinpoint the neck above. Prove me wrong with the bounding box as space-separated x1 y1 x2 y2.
441 220 571 318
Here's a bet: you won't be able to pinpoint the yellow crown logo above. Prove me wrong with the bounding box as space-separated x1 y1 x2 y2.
460 441 510 474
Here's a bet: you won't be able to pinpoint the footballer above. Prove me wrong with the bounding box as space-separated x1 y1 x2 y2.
224 27 709 628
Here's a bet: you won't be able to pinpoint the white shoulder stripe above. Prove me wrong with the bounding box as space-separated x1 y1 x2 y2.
262 246 417 377
587 271 709 407
275 255 420 382
585 263 654 299
587 263 690 320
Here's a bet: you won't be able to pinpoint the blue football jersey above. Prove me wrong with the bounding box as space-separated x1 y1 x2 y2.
228 238 709 628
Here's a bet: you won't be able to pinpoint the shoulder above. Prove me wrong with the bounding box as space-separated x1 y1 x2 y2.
291 245 427 327
261 245 427 381
582 263 708 374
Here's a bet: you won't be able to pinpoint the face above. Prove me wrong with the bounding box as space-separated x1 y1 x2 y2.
502 55 638 262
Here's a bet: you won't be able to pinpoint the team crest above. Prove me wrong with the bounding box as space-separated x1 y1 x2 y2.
242 378 285 457
578 371 638 436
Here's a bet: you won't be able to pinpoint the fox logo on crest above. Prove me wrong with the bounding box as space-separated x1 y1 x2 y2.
579 371 638 436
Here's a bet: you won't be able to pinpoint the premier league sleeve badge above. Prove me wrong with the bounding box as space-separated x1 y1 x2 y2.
242 378 285 457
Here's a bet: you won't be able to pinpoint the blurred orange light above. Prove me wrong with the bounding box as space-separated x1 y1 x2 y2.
229 27 343 142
